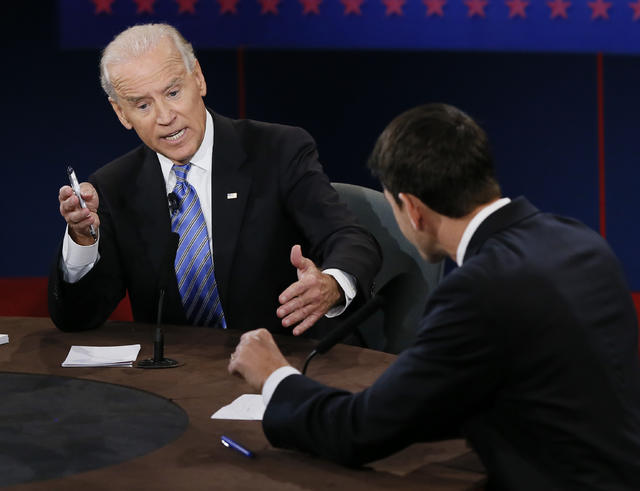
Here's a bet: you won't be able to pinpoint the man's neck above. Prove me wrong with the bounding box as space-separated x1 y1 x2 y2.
449 197 511 266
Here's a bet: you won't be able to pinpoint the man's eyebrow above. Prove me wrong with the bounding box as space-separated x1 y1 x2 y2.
125 78 183 103
163 77 183 92
126 95 146 104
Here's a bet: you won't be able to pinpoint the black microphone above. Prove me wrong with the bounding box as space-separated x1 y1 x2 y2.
153 327 164 362
137 232 181 369
168 192 179 216
156 232 180 326
302 274 406 374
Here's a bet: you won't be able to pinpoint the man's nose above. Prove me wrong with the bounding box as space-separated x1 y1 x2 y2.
156 100 175 125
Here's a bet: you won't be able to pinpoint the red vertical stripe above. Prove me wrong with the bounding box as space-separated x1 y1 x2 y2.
237 46 246 119
596 52 606 238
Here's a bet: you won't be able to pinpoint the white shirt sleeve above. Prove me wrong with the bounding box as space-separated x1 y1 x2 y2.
262 365 302 407
322 269 357 317
60 226 100 283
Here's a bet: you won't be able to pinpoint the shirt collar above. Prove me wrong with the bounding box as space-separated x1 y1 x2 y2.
157 110 214 177
455 197 511 266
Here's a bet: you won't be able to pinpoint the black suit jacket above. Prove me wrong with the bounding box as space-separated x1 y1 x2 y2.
49 112 381 335
263 198 640 490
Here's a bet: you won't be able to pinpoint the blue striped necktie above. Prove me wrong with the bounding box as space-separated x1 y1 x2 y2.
170 163 226 328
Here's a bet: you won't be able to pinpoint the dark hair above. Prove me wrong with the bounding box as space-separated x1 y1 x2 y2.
368 103 501 218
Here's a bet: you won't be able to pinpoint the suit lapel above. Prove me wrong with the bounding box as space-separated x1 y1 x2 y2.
210 112 251 304
130 147 174 287
464 197 539 263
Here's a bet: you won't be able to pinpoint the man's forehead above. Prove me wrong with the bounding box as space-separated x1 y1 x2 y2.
109 52 187 99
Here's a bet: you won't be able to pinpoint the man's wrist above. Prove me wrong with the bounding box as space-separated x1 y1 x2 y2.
262 366 301 406
323 269 357 318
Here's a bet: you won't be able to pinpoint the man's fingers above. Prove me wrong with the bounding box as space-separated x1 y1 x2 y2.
59 185 75 202
228 351 243 375
227 355 237 374
280 301 311 327
278 284 317 319
226 328 288 392
289 244 303 268
79 182 99 210
278 280 306 306
60 193 79 214
65 205 93 224
289 244 314 274
292 313 321 336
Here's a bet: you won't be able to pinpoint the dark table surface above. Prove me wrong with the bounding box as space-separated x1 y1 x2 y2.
0 317 485 490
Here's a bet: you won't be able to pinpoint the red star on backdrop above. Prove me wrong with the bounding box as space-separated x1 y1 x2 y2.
258 0 280 14
383 0 405 15
630 0 640 20
464 0 488 17
134 0 156 13
92 0 115 14
588 0 611 18
300 0 322 14
505 0 528 17
423 0 446 16
547 0 570 18
341 0 365 15
218 0 240 14
176 0 198 13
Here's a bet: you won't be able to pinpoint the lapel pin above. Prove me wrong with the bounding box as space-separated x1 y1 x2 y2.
227 192 238 200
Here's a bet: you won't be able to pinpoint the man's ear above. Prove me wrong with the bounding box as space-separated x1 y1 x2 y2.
398 193 425 231
109 97 133 130
193 60 207 97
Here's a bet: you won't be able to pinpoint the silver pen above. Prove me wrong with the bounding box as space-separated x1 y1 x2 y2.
67 166 98 241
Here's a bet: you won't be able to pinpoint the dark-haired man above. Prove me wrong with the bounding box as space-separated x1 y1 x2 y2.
229 103 640 489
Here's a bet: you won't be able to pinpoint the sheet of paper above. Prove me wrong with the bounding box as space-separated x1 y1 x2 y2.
211 394 265 420
0 334 8 345
61 344 141 367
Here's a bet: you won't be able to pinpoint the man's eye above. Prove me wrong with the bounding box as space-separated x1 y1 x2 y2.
168 90 179 98
137 103 148 110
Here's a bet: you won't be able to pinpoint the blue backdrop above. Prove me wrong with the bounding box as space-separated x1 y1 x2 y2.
61 0 640 52
1 1 639 297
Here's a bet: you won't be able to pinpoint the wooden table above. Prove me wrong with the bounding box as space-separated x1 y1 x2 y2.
0 317 485 490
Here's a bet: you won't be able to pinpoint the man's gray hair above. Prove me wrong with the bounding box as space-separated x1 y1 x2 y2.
100 23 196 100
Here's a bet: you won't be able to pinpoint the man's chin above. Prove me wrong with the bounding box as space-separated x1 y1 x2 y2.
159 148 195 165
424 251 447 263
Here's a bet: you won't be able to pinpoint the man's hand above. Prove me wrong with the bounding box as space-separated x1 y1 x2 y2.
228 329 290 392
277 245 343 336
59 183 100 246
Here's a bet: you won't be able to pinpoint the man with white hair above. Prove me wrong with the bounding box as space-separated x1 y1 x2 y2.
49 24 380 335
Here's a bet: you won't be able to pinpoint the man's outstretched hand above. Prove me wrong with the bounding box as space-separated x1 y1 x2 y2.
277 245 343 336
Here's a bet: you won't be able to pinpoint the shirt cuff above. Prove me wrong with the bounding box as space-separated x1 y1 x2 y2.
323 268 357 318
262 365 301 407
61 226 100 283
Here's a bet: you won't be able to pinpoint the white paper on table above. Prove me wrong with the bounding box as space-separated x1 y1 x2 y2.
61 344 141 367
0 334 8 345
211 394 265 420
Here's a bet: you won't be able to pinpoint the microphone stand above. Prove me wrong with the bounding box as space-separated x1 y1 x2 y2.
302 350 318 375
137 232 182 369
301 274 406 375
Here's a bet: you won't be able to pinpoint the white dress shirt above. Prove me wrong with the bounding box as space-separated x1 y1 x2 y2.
61 112 355 315
455 197 511 266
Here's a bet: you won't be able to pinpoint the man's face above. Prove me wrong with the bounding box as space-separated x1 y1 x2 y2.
384 189 447 263
108 37 207 165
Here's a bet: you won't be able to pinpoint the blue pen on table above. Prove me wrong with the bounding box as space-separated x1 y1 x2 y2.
67 166 98 242
221 435 255 458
